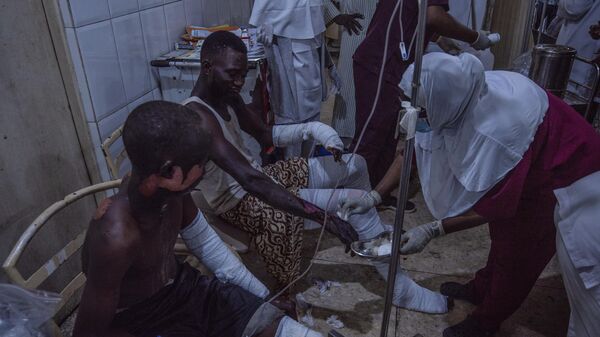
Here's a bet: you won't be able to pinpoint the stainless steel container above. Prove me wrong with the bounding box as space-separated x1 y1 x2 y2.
529 44 577 98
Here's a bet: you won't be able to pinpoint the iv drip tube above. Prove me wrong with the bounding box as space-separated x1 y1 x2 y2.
379 0 428 336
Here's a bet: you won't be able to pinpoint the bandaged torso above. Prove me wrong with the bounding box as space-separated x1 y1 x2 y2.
182 96 262 214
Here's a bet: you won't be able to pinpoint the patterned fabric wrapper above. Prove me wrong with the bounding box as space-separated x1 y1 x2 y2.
221 158 309 285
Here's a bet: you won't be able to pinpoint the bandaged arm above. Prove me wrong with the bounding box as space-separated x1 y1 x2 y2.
180 211 269 299
272 122 344 150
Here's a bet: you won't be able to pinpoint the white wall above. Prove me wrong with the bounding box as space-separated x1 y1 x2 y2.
58 0 254 180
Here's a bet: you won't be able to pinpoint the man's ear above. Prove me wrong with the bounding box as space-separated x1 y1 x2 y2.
201 60 212 76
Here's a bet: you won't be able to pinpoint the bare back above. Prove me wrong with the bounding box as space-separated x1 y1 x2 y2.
81 181 183 309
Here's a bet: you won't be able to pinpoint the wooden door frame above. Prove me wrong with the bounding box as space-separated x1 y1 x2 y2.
38 0 103 187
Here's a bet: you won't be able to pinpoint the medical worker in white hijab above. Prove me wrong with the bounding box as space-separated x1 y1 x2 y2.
249 0 362 158
340 52 600 337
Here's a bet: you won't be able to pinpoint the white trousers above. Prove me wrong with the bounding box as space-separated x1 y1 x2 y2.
556 232 600 337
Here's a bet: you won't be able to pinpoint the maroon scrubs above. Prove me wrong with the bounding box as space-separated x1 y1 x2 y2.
467 93 600 330
351 0 449 186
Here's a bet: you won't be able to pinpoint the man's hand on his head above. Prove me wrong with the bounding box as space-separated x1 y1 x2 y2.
333 13 364 35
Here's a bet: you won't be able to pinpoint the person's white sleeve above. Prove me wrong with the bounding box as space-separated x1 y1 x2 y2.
272 122 344 151
558 0 594 20
323 0 341 24
180 211 269 299
399 220 445 254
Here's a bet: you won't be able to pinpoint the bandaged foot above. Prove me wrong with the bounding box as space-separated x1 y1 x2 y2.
275 316 323 337
375 263 450 314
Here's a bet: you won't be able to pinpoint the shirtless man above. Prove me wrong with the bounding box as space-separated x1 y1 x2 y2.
183 31 450 314
73 101 321 337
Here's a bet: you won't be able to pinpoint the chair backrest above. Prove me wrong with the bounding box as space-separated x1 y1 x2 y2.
101 126 127 180
2 179 122 336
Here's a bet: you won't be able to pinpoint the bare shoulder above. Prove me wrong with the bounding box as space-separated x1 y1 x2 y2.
85 195 140 268
185 101 221 131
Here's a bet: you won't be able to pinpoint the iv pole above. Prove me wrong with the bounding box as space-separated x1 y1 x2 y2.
379 0 428 336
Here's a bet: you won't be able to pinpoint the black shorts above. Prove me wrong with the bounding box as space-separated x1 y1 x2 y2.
111 263 264 337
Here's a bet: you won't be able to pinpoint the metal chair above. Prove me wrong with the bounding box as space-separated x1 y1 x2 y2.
2 180 121 336
2 180 217 336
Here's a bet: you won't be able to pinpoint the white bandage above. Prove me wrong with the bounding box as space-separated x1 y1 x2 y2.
180 211 269 299
272 122 344 151
275 316 323 337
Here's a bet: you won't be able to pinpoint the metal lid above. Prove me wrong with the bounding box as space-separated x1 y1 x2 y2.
533 44 577 56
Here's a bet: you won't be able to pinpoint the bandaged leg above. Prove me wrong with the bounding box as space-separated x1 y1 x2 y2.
275 316 323 337
307 154 371 190
373 260 449 314
298 188 449 313
180 211 269 299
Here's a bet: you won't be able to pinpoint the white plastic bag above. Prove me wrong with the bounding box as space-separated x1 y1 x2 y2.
0 284 61 337
511 51 532 77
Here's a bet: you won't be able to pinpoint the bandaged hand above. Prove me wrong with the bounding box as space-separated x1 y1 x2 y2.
273 122 344 152
337 190 382 220
471 31 500 50
400 220 444 255
257 24 273 47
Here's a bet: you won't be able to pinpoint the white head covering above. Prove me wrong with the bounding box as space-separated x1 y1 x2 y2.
400 53 549 219
249 0 326 40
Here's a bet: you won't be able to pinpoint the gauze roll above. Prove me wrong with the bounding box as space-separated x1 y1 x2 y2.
180 211 269 299
273 122 344 151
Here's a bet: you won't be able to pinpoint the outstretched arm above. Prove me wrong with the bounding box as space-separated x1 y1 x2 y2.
400 209 487 254
427 5 478 44
196 109 358 248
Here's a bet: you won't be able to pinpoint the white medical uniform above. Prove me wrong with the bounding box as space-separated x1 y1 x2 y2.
554 170 600 337
250 0 339 157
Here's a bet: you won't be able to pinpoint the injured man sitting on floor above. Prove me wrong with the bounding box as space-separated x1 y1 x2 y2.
73 101 320 337
182 30 450 314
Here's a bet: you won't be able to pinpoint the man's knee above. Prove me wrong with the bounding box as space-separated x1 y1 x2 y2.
345 154 368 174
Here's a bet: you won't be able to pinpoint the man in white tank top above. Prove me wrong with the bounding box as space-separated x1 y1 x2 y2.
183 31 451 314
